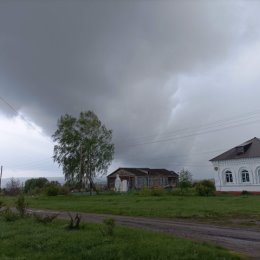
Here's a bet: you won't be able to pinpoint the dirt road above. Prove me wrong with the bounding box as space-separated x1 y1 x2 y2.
28 208 260 259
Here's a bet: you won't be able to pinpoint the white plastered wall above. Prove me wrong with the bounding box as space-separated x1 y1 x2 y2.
211 157 260 192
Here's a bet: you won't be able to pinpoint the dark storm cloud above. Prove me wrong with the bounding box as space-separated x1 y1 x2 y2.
1 0 260 178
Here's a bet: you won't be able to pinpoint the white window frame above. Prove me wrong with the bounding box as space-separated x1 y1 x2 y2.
241 169 250 183
256 167 260 183
223 170 233 184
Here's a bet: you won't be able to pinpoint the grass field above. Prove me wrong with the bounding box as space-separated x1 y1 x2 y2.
2 193 260 222
0 216 242 260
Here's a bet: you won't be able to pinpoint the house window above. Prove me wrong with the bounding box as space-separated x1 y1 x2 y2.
225 170 233 183
258 168 260 183
241 170 250 183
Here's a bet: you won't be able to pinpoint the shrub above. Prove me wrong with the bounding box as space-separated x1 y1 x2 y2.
195 180 216 196
100 217 115 236
15 194 28 217
170 187 196 196
24 177 49 194
0 206 19 221
150 187 164 196
66 213 81 230
139 187 164 196
0 200 4 209
58 186 70 195
241 190 251 195
45 181 60 196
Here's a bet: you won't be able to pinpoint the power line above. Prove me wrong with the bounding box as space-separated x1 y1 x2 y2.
117 109 260 144
118 116 260 148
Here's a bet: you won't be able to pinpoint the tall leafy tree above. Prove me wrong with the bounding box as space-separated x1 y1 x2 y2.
53 111 114 191
178 169 192 193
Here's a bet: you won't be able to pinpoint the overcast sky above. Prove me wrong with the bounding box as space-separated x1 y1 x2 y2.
1 0 260 180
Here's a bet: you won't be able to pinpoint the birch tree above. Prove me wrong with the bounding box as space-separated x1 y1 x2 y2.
53 111 114 192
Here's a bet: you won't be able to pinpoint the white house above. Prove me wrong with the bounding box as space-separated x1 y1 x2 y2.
210 137 260 192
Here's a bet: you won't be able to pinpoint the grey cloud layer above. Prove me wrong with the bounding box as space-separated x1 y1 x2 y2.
1 1 260 177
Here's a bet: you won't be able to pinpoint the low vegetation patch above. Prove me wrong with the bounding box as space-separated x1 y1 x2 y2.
195 180 216 196
66 213 81 230
0 206 19 222
99 217 115 237
15 194 28 217
33 213 58 224
2 191 260 225
0 217 242 260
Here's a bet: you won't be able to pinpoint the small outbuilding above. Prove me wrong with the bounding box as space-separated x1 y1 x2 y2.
210 137 260 192
107 168 179 191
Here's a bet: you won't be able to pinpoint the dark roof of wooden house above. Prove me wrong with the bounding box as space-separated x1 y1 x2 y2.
107 168 178 178
210 137 260 162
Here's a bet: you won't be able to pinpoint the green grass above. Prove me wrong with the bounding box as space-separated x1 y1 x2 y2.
3 193 260 221
0 216 242 260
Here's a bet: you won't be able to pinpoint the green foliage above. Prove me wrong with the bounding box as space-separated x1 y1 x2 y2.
0 200 4 209
33 213 57 224
45 182 60 196
64 179 82 191
66 213 81 230
139 187 164 196
178 169 192 193
195 180 216 196
15 194 28 217
170 187 196 196
241 190 251 196
100 217 115 236
0 217 242 260
0 206 19 221
24 177 49 194
53 111 114 188
59 185 70 195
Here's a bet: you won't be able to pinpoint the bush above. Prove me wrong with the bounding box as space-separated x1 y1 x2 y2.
195 180 216 196
58 186 70 195
15 194 28 217
66 213 81 230
241 190 251 195
0 206 19 221
170 187 196 196
150 187 164 196
139 187 164 196
45 181 61 196
24 177 49 194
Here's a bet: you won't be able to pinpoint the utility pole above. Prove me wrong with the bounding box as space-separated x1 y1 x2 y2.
0 165 3 190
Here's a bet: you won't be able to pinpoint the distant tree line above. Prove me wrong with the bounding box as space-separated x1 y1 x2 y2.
2 177 69 196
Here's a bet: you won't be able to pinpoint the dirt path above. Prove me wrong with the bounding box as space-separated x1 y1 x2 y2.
28 208 260 259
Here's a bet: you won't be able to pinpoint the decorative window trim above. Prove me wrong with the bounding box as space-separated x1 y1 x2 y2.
238 168 251 184
255 167 260 184
223 169 233 184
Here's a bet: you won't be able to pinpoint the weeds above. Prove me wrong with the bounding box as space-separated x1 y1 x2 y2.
0 206 19 221
0 200 4 209
99 217 115 236
66 213 81 230
15 194 28 217
33 213 58 224
241 190 251 196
